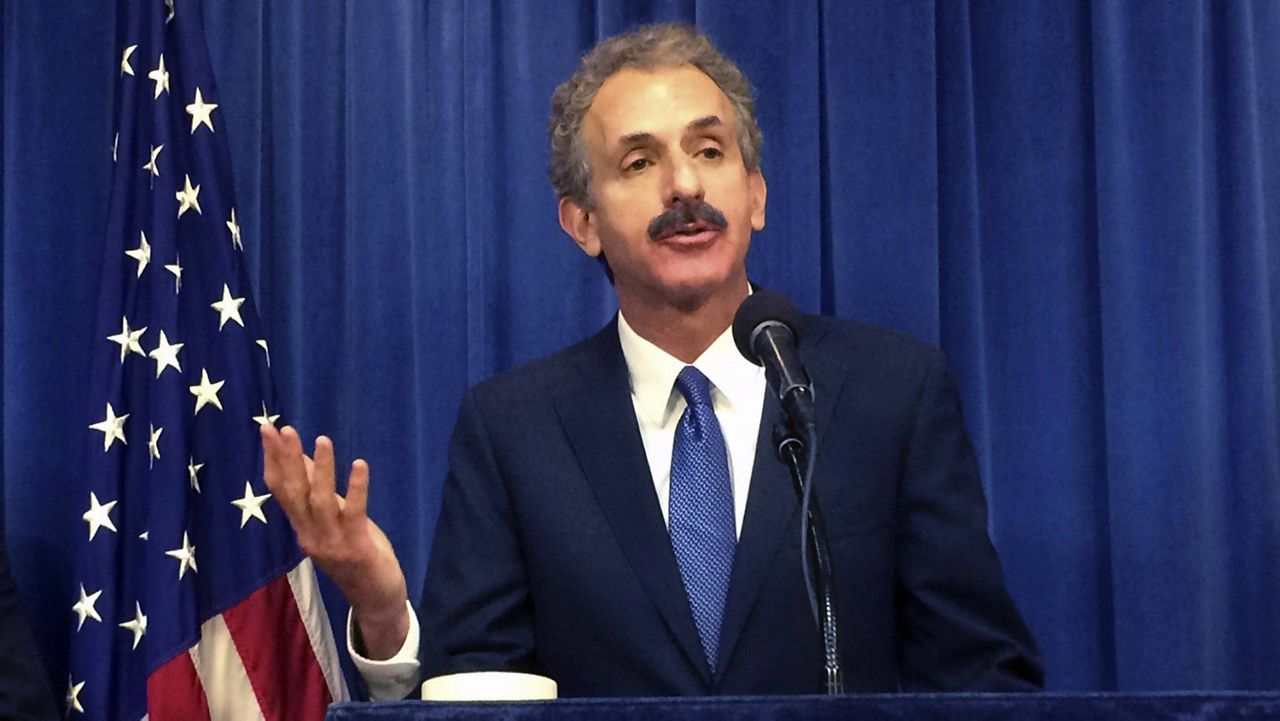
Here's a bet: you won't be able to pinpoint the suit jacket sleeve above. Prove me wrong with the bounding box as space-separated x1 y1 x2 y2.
894 350 1045 691
0 541 59 721
418 387 536 677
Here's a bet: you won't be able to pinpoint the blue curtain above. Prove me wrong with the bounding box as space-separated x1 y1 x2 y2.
3 0 1277 698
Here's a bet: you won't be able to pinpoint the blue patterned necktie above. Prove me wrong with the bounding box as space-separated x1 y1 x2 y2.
669 365 737 672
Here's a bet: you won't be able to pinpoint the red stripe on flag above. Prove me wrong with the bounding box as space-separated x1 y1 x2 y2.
222 572 333 721
148 649 213 721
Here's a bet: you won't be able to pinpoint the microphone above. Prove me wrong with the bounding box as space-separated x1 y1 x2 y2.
732 290 815 432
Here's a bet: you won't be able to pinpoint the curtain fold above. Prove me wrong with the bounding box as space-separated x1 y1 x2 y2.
3 0 1278 696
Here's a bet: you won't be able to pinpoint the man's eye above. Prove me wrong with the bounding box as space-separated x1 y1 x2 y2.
625 158 650 172
699 147 723 160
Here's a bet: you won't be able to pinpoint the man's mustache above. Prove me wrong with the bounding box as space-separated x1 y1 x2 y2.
647 200 729 241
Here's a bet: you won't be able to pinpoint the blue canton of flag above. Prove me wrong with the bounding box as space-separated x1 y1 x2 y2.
68 1 347 719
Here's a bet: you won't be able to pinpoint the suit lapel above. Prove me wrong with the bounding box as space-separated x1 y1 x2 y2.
713 390 795 676
553 320 713 685
715 318 846 679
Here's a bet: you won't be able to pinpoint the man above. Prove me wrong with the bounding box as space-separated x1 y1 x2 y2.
262 23 1043 697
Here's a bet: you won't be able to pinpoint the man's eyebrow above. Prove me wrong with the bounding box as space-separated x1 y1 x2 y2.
615 117 726 149
618 116 724 147
687 115 723 132
618 131 657 148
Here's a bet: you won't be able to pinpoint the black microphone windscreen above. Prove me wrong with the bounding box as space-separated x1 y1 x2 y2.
733 290 803 364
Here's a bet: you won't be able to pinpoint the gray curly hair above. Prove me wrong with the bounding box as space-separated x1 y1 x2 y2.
548 23 763 210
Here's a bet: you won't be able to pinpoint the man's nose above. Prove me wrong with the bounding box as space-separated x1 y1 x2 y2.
665 154 705 205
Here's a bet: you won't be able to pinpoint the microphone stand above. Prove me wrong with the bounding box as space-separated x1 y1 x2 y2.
775 421 844 695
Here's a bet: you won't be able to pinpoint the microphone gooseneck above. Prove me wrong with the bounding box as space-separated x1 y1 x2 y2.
733 291 843 695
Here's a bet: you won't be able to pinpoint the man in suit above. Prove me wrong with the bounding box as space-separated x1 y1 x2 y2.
262 23 1042 697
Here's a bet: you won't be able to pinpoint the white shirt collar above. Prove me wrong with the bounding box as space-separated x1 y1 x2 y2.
617 310 763 428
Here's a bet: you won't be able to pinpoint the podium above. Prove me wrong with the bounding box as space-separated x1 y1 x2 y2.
326 692 1280 720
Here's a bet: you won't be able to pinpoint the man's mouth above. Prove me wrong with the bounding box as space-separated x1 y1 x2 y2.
654 220 720 243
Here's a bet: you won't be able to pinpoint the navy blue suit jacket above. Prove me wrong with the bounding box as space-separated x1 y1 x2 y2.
419 315 1043 696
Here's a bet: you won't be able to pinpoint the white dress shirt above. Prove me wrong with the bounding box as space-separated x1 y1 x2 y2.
350 312 767 698
617 311 766 536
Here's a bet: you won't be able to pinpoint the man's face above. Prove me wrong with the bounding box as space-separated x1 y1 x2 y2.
559 64 766 311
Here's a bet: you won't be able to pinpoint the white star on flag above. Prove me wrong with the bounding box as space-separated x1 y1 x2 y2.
148 330 184 378
66 678 85 714
118 602 148 651
121 44 137 76
126 231 151 277
232 482 273 528
82 492 119 541
148 53 169 99
165 255 183 294
165 532 198 579
226 208 242 250
189 368 225 415
107 316 147 362
148 424 163 467
256 339 271 366
211 283 246 330
176 173 202 217
252 401 281 428
143 144 163 178
72 584 104 631
187 456 205 493
186 87 218 134
89 403 129 452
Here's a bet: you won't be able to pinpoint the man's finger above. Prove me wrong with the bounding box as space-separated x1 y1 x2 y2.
342 459 371 530
279 426 311 480
264 426 308 517
261 425 282 489
309 435 340 518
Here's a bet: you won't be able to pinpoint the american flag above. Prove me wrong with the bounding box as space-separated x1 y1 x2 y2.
68 0 348 718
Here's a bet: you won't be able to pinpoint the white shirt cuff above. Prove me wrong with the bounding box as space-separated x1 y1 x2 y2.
346 600 421 701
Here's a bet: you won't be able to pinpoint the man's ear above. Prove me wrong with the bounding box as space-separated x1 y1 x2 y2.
748 170 767 231
559 197 601 257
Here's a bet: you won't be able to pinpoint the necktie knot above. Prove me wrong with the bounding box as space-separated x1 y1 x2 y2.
675 366 715 411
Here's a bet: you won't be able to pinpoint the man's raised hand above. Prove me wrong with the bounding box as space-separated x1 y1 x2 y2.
261 425 410 659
